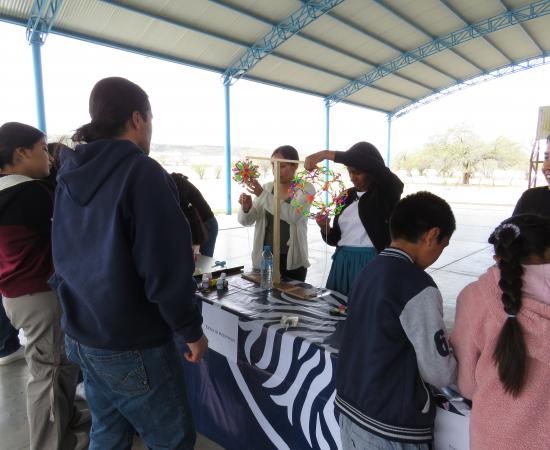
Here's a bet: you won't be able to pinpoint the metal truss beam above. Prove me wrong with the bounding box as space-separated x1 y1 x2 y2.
326 0 550 106
499 0 544 53
440 0 513 64
100 1 364 94
324 11 442 90
223 0 344 84
373 0 483 74
212 0 432 95
26 0 63 44
393 54 550 118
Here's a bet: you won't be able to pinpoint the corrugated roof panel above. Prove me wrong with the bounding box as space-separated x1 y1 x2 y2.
160 0 269 45
0 0 30 19
452 39 511 71
373 74 431 100
304 14 398 65
335 0 427 52
522 14 550 47
488 26 541 61
228 0 297 24
419 50 477 80
1 0 549 114
348 86 405 112
248 55 344 95
277 36 369 80
396 63 453 89
444 0 504 21
384 0 464 37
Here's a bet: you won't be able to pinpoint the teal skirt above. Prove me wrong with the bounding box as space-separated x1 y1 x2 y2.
326 246 377 296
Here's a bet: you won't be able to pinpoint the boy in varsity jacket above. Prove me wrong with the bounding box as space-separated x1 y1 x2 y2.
335 191 457 450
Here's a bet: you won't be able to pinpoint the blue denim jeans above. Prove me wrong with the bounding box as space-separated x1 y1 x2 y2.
199 216 218 257
65 336 196 450
0 296 21 357
339 414 431 450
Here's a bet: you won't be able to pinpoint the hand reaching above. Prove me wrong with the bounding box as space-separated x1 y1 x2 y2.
239 193 253 212
184 334 208 363
246 179 263 197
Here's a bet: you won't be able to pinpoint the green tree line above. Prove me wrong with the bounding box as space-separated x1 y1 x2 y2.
394 126 528 185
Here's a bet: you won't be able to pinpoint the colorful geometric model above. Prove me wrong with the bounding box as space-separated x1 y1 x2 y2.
289 167 348 220
232 159 260 186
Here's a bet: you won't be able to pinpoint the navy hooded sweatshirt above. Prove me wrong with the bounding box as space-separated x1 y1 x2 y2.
50 139 203 350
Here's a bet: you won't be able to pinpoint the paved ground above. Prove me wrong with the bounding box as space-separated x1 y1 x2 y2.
0 182 520 450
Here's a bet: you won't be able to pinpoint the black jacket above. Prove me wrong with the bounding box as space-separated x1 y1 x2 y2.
335 248 456 443
321 142 404 251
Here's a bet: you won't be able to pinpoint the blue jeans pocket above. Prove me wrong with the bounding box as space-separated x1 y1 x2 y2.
86 350 150 396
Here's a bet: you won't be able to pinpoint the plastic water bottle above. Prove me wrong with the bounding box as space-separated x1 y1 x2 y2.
260 245 273 291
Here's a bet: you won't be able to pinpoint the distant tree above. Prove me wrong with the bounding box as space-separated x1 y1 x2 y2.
215 166 222 179
192 164 207 180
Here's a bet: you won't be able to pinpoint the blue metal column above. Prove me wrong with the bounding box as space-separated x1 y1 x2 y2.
325 101 330 203
224 82 232 215
386 113 393 167
30 31 47 133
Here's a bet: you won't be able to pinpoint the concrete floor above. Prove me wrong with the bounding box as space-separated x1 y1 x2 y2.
0 197 514 450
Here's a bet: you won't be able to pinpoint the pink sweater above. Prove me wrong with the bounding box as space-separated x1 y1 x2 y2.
450 265 550 450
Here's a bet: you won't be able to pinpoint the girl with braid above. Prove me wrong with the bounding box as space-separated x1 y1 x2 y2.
451 214 550 450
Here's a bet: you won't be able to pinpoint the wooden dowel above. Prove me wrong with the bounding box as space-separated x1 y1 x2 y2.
245 155 305 164
273 161 281 286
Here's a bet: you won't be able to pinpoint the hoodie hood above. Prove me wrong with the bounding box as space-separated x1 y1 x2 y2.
483 265 550 366
57 139 143 206
0 175 34 215
334 141 404 196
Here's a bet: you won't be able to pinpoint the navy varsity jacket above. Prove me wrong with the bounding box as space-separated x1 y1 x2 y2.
335 248 456 443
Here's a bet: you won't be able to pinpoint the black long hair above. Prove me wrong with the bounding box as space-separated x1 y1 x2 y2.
489 214 550 396
0 122 44 170
272 145 299 161
72 77 150 143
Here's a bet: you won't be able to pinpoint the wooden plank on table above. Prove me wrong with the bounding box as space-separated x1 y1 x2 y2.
241 272 317 300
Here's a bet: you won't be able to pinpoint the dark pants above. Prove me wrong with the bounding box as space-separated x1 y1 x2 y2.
200 216 218 257
65 336 196 450
280 253 307 282
0 296 21 357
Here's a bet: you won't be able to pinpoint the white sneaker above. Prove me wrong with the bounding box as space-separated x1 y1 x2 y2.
73 432 89 450
75 382 86 401
0 346 25 366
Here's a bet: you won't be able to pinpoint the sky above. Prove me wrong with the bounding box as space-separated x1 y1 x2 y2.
1 20 550 159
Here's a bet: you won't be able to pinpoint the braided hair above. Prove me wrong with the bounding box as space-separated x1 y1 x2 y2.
489 214 550 396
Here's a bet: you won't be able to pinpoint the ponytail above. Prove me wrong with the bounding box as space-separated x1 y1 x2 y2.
73 77 150 144
490 223 526 396
72 120 127 143
489 215 550 396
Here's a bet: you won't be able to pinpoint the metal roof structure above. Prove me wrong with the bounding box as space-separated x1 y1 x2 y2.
2 0 550 213
2 0 550 117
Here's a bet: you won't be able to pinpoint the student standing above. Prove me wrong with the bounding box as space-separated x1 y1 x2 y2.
50 77 207 449
305 142 403 295
451 214 550 450
238 145 311 281
0 122 84 450
335 192 456 449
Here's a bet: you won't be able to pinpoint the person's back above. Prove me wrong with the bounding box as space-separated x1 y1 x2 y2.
336 191 457 450
513 135 550 218
51 77 207 449
451 214 550 450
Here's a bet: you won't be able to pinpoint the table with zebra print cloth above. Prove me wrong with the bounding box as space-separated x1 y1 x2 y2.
178 273 348 450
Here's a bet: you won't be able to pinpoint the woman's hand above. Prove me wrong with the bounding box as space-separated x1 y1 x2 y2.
246 180 264 197
239 193 252 213
304 150 331 171
316 216 330 233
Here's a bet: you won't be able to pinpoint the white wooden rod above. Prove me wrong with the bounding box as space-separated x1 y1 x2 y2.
245 155 305 164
